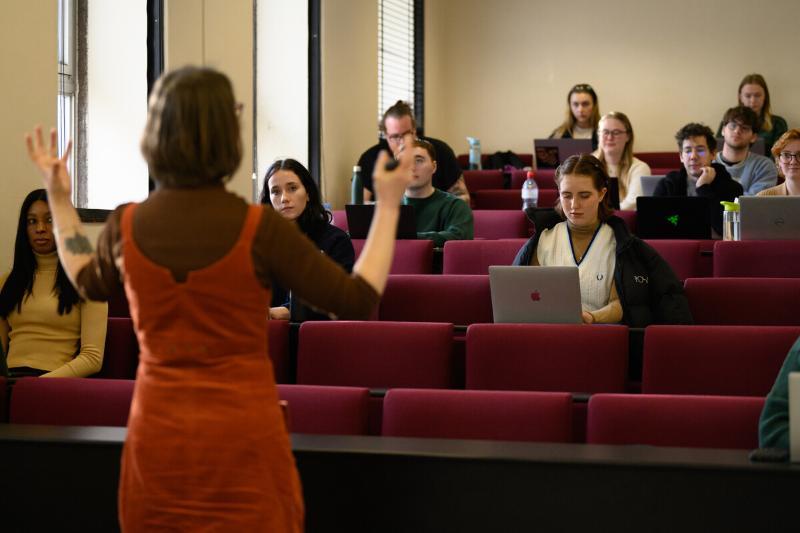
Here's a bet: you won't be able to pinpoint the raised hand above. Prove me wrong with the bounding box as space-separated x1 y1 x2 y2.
25 126 73 201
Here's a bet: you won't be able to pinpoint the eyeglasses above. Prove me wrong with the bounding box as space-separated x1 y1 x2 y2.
779 152 800 164
726 121 752 133
600 129 627 138
384 129 414 143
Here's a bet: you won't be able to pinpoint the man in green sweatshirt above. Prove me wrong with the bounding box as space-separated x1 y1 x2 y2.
402 138 474 247
759 335 800 449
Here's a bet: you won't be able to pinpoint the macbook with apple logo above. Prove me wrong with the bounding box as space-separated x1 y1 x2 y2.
488 265 582 324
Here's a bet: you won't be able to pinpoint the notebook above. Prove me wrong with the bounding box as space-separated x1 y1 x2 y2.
636 196 712 239
639 175 665 197
739 196 800 240
533 139 593 169
488 265 583 324
345 204 418 239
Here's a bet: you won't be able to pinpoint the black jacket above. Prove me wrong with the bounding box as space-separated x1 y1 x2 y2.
513 209 693 328
653 163 743 236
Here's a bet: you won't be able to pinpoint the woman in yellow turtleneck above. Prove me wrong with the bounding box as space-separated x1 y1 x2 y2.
0 189 107 378
513 155 693 327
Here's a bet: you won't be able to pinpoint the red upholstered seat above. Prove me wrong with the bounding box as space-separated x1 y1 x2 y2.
10 377 135 427
442 239 528 275
0 377 7 423
472 210 531 239
466 324 629 394
614 210 637 235
510 169 557 189
644 239 714 281
296 321 455 389
641 325 800 396
713 240 800 278
587 393 764 449
635 152 680 168
382 389 573 443
351 239 434 274
472 189 559 210
379 275 493 326
463 169 504 192
277 384 370 435
268 319 291 384
96 317 139 379
330 209 348 233
684 277 800 325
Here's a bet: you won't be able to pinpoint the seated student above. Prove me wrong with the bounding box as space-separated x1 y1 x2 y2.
759 335 800 449
716 74 788 158
714 106 778 195
513 154 692 327
549 83 600 149
759 129 800 196
358 100 469 203
654 123 743 236
261 159 355 321
593 112 651 210
402 138 474 247
0 189 107 377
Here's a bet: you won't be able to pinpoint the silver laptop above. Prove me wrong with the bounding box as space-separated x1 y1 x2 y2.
489 266 582 324
739 196 800 240
639 175 665 197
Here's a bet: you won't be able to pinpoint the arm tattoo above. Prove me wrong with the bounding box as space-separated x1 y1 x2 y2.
65 233 94 255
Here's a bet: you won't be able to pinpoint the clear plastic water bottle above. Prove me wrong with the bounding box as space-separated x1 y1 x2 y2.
467 137 482 170
720 200 740 241
350 165 363 204
521 170 539 210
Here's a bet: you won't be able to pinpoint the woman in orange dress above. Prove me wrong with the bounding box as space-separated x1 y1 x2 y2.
25 66 413 531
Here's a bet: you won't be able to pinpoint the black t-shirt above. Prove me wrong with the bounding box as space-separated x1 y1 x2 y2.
357 136 462 194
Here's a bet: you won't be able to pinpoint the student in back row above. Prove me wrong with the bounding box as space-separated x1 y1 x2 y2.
593 112 651 210
358 100 469 203
759 128 800 196
654 123 743 236
513 154 691 327
714 106 777 195
550 83 600 149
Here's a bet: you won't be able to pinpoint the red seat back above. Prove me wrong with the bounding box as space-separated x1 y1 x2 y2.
379 275 493 325
614 210 637 235
472 210 531 239
684 277 800 325
296 321 455 388
635 152 680 168
96 317 139 379
277 384 370 435
352 239 434 274
510 169 557 189
587 393 764 449
644 240 714 281
466 324 629 394
472 189 559 210
330 210 348 233
641 325 800 395
383 389 573 443
463 170 504 192
10 377 135 427
442 239 528 275
268 319 291 384
714 240 800 278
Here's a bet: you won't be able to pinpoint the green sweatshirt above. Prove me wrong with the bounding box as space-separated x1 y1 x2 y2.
403 189 474 247
759 335 800 449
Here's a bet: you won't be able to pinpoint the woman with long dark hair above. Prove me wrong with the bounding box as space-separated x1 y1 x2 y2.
261 158 354 320
25 65 413 530
0 189 107 377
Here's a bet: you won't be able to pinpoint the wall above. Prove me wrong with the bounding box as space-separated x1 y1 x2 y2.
320 0 378 209
0 1 56 272
165 0 255 201
424 0 800 157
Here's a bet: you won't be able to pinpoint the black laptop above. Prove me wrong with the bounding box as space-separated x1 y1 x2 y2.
636 196 712 239
607 177 620 210
345 204 418 239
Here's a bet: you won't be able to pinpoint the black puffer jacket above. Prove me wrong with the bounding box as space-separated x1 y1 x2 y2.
512 209 693 327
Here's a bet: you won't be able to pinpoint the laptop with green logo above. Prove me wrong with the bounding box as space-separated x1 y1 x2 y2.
635 196 712 239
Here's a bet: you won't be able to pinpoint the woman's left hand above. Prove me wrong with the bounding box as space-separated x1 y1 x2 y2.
581 310 595 324
25 126 73 200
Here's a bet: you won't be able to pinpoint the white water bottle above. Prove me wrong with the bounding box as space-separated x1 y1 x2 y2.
521 170 538 210
467 137 482 170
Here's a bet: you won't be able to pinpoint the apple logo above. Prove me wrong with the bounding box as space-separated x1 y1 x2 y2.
530 291 541 302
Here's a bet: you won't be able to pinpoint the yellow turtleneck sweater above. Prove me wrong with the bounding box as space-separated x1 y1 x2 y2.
0 252 108 377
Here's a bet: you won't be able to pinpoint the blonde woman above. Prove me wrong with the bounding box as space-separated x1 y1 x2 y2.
717 74 788 157
593 112 651 211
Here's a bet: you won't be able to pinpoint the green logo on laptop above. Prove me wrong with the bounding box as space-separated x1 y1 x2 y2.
666 214 679 227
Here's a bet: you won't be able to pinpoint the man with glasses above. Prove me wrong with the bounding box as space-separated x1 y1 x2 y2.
654 123 743 235
357 100 469 203
714 106 777 195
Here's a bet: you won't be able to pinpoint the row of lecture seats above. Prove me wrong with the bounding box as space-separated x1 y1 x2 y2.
1 377 764 450
94 318 799 398
455 152 681 172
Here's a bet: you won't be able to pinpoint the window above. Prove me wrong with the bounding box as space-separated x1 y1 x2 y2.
57 0 77 202
378 0 423 126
